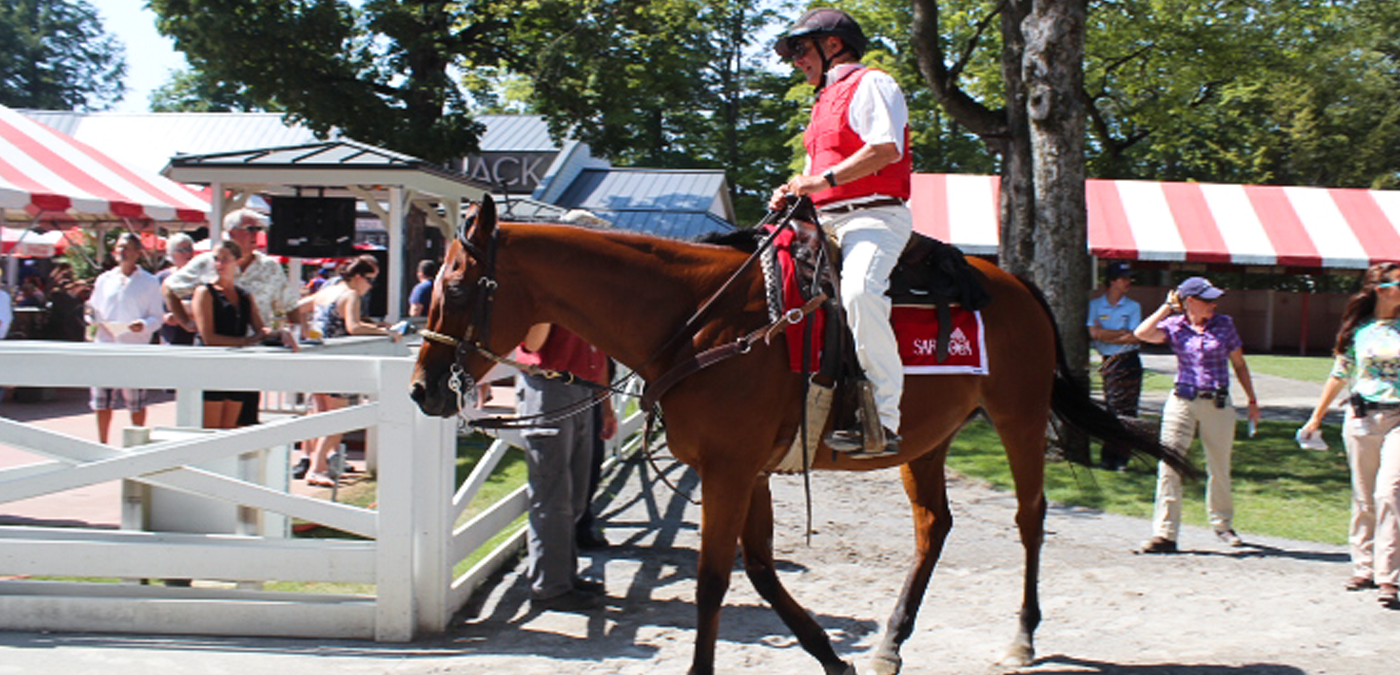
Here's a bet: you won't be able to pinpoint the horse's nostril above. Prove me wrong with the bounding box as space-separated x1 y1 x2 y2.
409 382 426 404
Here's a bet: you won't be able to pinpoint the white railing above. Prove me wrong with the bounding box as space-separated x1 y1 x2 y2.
0 339 649 641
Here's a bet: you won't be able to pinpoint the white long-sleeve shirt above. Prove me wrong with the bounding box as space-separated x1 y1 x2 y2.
87 267 164 344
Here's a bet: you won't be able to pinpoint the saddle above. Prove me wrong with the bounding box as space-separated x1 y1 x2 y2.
760 212 991 376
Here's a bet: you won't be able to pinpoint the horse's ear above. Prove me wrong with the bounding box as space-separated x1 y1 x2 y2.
479 193 497 229
459 194 498 249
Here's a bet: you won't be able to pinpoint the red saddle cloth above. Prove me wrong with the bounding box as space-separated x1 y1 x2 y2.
891 305 988 375
770 225 987 375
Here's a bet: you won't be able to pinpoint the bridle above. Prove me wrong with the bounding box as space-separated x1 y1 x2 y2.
419 200 828 434
419 220 631 428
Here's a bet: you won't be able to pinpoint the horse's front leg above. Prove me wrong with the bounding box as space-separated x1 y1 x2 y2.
871 445 954 675
741 477 854 675
688 468 757 675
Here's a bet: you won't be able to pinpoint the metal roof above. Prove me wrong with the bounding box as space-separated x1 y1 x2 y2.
165 139 494 203
556 168 730 212
476 115 558 152
18 110 323 175
602 210 734 239
553 167 734 239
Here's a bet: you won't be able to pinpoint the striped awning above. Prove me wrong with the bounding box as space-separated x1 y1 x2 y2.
0 105 208 227
909 173 1400 269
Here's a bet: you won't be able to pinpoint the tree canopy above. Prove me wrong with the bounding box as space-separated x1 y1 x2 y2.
145 0 1400 191
0 0 126 111
149 0 495 164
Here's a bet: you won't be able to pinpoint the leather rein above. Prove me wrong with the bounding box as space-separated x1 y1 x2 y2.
419 204 826 433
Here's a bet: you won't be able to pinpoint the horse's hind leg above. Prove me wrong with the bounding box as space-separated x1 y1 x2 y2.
870 443 954 675
741 477 855 675
992 416 1048 668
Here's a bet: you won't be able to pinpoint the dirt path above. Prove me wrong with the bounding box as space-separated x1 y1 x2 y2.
444 456 1399 675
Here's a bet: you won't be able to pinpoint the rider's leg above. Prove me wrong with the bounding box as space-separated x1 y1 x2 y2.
828 205 913 433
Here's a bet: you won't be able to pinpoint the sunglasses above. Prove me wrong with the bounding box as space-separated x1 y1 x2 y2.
233 226 264 234
1376 281 1400 289
788 39 813 61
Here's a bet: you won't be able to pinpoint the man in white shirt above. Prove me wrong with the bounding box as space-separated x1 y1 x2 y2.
162 208 302 425
87 233 165 443
770 8 913 458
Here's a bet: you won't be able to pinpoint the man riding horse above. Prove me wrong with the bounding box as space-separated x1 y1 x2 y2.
770 8 914 459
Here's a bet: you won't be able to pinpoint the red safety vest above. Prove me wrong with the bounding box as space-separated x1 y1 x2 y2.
803 67 912 208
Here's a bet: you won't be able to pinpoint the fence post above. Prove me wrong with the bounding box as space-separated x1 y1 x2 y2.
372 358 417 641
411 401 456 634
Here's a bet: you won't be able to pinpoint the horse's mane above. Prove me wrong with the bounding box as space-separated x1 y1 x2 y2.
696 228 763 252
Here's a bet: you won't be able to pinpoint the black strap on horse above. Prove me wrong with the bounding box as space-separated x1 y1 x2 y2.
421 217 638 432
639 292 828 410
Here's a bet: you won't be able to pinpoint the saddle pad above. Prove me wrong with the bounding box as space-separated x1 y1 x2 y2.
765 226 987 376
892 306 989 375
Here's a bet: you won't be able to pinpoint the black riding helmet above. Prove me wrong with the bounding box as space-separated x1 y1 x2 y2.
773 8 868 61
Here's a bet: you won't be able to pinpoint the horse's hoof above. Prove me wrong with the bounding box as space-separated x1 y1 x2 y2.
996 643 1034 670
869 652 902 675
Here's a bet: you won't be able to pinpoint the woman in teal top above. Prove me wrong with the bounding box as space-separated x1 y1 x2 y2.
1301 262 1400 608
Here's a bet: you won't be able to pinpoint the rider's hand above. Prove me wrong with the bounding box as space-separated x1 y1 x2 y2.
769 185 792 211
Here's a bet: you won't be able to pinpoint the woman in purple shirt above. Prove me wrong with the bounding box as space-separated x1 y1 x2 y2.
1134 276 1260 554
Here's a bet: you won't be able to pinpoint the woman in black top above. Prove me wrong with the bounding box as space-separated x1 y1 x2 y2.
191 241 295 428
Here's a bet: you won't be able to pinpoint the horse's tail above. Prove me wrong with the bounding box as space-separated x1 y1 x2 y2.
1016 274 1197 477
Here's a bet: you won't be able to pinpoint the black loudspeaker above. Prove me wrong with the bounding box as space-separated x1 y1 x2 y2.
268 196 357 258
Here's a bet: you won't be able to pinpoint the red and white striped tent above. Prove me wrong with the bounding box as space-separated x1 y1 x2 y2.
0 104 208 227
909 173 1400 270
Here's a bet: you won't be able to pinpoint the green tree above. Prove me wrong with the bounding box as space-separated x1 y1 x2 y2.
1084 0 1400 188
517 0 802 223
149 0 499 164
148 67 269 113
0 0 126 110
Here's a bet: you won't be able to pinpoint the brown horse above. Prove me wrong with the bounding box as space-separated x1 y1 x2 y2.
410 196 1187 675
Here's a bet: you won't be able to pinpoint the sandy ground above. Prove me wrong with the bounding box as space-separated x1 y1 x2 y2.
4 355 1396 674
424 450 1400 675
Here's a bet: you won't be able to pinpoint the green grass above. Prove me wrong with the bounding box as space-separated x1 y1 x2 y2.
947 417 1351 545
1246 354 1336 383
1094 353 1334 394
271 432 529 593
452 433 529 577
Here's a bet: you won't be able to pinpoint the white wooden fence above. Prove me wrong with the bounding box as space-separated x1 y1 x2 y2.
0 339 647 641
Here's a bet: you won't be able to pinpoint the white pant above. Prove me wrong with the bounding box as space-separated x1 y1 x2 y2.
821 204 913 432
1153 393 1237 541
1342 407 1400 585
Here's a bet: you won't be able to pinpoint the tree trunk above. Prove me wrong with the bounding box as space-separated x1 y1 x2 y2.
998 0 1035 279
1023 0 1091 462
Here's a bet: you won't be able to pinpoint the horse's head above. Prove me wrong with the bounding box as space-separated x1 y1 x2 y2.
410 195 519 417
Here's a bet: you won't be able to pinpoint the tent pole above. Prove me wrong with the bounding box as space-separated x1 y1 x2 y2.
387 186 405 322
209 181 226 243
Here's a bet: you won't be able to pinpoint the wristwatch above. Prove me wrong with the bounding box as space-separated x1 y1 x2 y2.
823 169 837 188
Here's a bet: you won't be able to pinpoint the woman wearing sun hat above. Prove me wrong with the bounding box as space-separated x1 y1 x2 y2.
1134 276 1261 554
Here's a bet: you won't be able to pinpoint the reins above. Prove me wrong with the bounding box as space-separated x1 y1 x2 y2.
423 199 826 506
420 222 636 431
